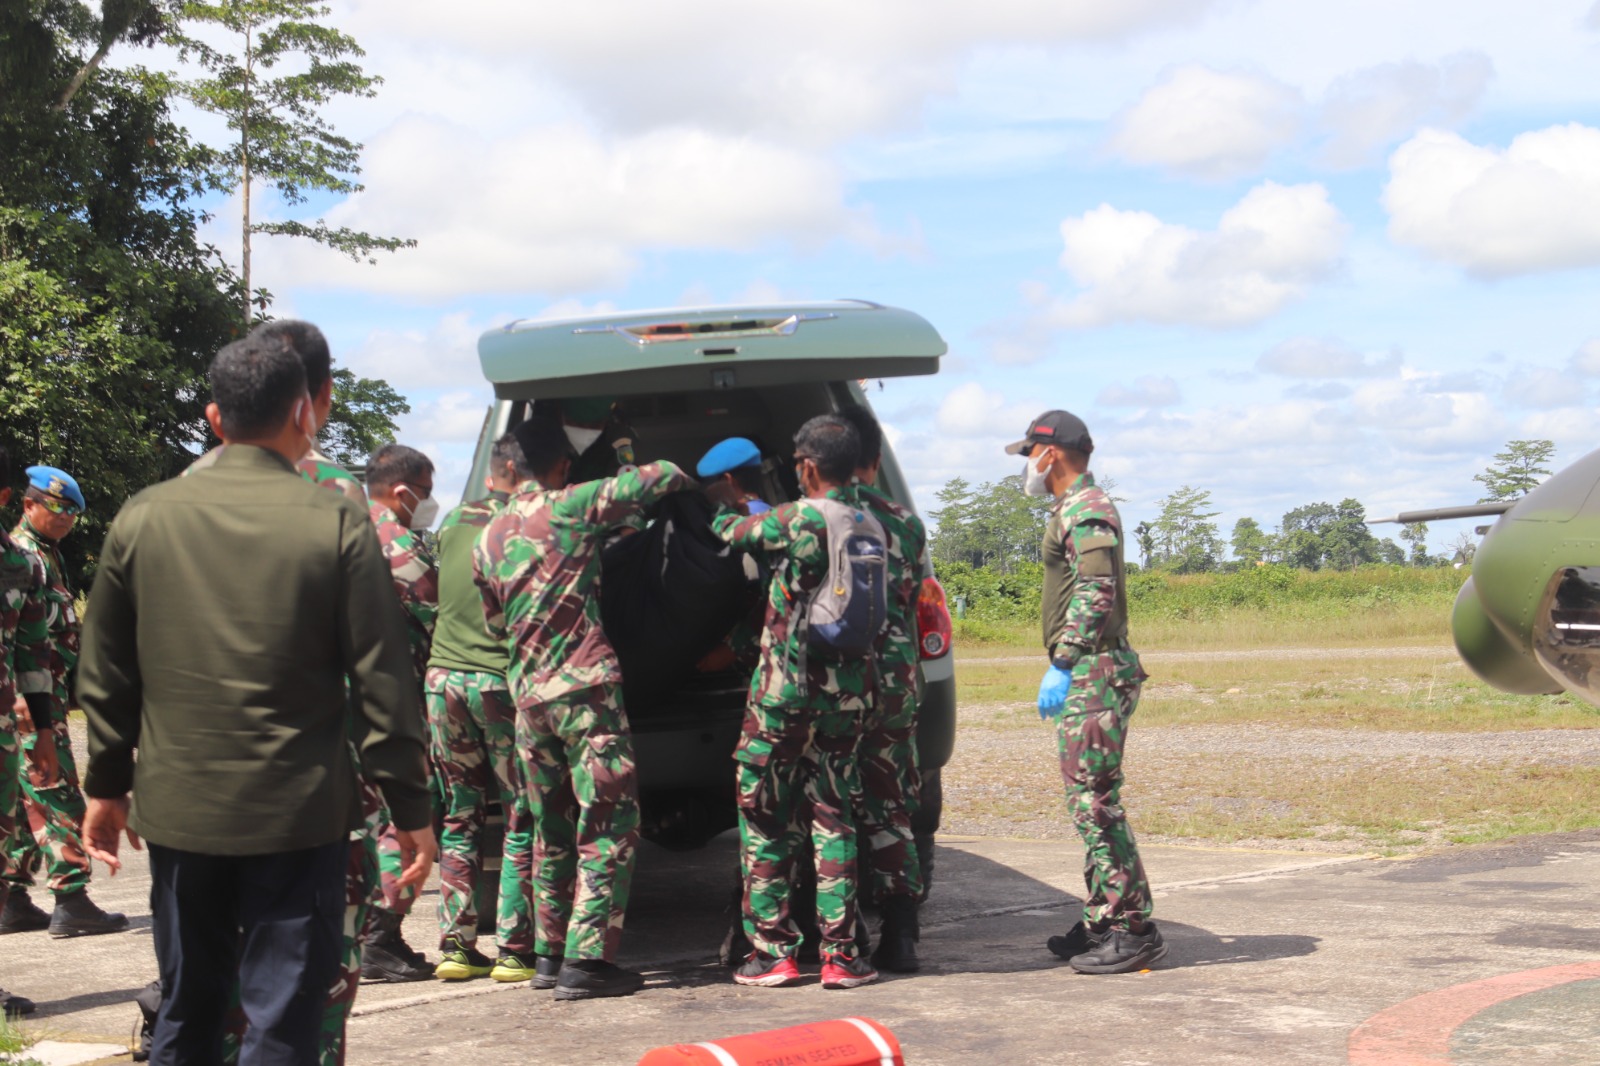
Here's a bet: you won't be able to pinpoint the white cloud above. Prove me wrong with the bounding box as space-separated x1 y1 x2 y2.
1503 365 1581 410
1588 0 1600 30
1383 124 1600 278
1052 182 1347 328
347 0 1216 145
403 391 495 444
1107 66 1302 179
1569 339 1600 375
345 311 487 389
253 117 892 299
1257 338 1401 378
934 381 1039 439
1098 375 1182 407
1318 52 1493 167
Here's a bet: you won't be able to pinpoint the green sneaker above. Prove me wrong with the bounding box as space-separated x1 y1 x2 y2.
490 952 536 983
434 937 494 981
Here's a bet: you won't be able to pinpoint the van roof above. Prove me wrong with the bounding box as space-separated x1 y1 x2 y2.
478 299 946 399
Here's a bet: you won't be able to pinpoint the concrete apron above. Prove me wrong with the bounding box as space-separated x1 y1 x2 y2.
8 829 1600 1065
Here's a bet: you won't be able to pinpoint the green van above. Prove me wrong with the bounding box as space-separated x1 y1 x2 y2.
464 300 957 873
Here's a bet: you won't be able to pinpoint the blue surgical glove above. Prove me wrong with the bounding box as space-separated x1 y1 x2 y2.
1037 665 1073 719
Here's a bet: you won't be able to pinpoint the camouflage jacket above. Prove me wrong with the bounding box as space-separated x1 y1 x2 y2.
711 486 876 729
370 502 439 682
475 462 692 704
12 519 79 705
857 484 927 695
1041 472 1131 664
0 529 53 725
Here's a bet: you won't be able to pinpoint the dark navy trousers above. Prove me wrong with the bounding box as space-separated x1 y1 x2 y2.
148 838 346 1066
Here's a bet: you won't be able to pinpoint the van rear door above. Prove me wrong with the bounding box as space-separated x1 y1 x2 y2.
477 300 946 399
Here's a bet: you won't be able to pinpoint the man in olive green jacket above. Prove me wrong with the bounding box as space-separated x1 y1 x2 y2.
78 334 435 1066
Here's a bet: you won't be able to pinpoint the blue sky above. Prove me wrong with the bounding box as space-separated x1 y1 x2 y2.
149 0 1600 556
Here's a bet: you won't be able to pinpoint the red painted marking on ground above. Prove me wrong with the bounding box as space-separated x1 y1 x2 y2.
1348 959 1600 1065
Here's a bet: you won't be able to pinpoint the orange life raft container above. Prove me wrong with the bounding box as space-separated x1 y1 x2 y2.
636 1017 905 1066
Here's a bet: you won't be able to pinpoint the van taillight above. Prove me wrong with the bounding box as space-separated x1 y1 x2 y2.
917 577 953 659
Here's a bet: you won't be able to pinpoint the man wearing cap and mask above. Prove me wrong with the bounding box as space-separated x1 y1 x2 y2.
360 443 441 982
548 397 637 485
1 465 129 938
1005 410 1164 975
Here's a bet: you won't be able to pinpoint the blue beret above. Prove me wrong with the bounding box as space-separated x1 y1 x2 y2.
26 466 85 511
696 438 763 479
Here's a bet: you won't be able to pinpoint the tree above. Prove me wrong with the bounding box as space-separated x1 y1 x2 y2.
1230 516 1270 566
1399 521 1429 567
1132 520 1156 569
321 368 409 467
1151 486 1222 573
1376 539 1406 565
1473 439 1555 503
1449 531 1479 567
1 2 243 581
1278 499 1379 570
169 0 415 322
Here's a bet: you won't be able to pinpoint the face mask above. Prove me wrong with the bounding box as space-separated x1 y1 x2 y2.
400 486 440 530
291 397 316 460
1023 452 1053 497
565 425 602 454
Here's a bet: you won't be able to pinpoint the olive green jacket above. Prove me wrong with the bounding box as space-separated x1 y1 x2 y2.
78 445 430 856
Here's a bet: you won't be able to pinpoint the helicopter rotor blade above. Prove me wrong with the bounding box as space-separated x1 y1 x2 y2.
1369 502 1515 524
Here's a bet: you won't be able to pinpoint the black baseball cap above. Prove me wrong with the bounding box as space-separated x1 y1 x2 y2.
1004 410 1093 456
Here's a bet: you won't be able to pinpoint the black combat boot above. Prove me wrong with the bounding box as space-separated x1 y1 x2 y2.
0 888 51 933
48 890 130 938
870 894 920 973
1069 921 1168 975
360 908 433 982
552 959 645 1001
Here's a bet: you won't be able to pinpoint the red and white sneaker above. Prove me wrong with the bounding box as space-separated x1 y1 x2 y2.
820 953 879 989
732 952 803 987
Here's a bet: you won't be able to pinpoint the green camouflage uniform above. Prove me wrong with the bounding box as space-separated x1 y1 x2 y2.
424 491 524 951
1043 472 1152 931
0 532 51 921
191 445 376 1066
368 501 439 923
854 484 926 903
711 487 874 960
474 462 691 961
5 519 90 899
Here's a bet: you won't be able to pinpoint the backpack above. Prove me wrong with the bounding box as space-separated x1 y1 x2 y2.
804 498 889 658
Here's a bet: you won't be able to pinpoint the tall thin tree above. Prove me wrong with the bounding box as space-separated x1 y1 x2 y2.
169 0 414 322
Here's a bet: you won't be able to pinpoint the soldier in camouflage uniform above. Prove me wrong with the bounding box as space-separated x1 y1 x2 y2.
0 446 54 1018
1 466 128 938
423 433 543 984
185 319 389 1063
1007 411 1165 975
710 414 880 991
361 443 440 983
474 418 692 1001
835 407 926 974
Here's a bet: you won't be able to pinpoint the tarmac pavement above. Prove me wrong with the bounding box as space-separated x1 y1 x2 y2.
7 826 1600 1065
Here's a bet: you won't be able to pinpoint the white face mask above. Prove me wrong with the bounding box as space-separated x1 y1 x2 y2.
291 396 317 461
565 425 603 454
1023 451 1053 497
400 486 440 530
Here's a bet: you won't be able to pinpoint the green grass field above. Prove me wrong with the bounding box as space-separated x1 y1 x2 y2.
944 593 1600 853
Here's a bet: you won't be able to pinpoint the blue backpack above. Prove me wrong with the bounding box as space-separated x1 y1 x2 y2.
805 499 889 658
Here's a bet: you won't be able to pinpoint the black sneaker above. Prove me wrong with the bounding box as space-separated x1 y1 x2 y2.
1 988 36 1018
48 890 130 938
1 889 51 934
732 952 802 988
1047 920 1107 961
1069 922 1168 974
552 960 645 1001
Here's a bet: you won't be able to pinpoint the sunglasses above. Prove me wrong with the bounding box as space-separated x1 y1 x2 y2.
35 496 80 517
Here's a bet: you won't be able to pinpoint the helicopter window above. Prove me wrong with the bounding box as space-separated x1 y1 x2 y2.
1533 567 1600 703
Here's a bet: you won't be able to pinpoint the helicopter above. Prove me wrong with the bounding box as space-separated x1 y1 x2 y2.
1372 446 1600 708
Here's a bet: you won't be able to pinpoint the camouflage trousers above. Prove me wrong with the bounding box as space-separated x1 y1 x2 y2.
7 720 90 896
737 708 863 959
514 684 640 962
856 684 922 903
1056 647 1152 930
424 668 523 949
0 707 18 913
